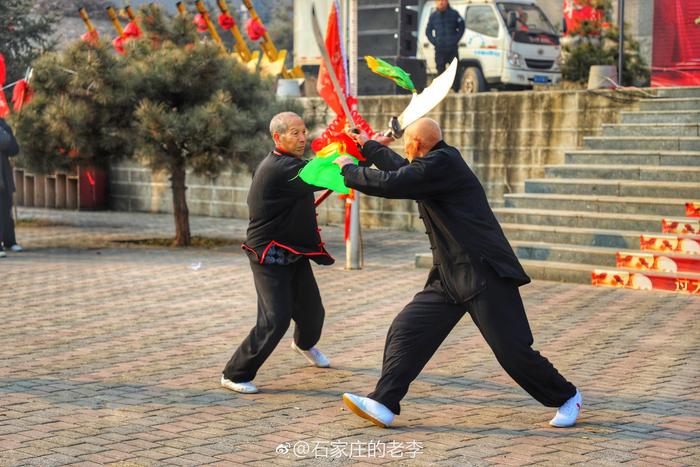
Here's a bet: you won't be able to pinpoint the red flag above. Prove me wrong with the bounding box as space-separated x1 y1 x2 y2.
0 53 6 85
316 2 347 117
0 54 7 117
12 79 32 111
0 92 8 118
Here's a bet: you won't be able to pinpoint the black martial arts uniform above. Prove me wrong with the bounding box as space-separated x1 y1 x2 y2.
223 149 333 383
0 118 19 249
340 140 576 414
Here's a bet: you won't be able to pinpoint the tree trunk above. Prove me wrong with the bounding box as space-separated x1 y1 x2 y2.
170 164 191 246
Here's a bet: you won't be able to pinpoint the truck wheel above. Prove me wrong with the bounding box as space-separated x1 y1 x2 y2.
461 67 487 93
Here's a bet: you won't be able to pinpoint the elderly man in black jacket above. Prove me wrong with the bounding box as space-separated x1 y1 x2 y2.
0 118 21 257
221 112 333 394
426 0 465 91
334 118 581 428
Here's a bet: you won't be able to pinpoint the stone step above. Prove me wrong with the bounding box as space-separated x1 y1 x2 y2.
511 241 618 266
511 240 700 272
520 259 594 283
416 242 700 284
494 208 667 231
501 223 646 248
654 86 700 99
414 250 601 281
564 150 700 166
504 193 691 216
544 164 700 182
601 123 700 137
620 110 700 125
639 98 700 111
583 136 700 151
524 178 700 199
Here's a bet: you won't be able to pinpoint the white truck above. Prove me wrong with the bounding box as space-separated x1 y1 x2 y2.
418 0 562 92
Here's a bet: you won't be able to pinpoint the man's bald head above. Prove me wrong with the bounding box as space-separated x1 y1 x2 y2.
403 118 443 161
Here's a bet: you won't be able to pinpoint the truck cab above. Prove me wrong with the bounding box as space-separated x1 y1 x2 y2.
418 0 562 92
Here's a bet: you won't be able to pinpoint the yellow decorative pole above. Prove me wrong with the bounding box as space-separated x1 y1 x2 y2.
240 0 303 78
78 7 97 35
194 0 226 50
216 0 254 62
105 6 125 38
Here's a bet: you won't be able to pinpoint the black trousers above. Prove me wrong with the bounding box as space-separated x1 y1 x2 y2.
368 264 577 414
435 48 460 91
0 192 16 248
222 257 325 383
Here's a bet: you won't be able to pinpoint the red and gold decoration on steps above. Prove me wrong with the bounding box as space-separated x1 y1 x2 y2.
593 202 700 293
662 217 700 235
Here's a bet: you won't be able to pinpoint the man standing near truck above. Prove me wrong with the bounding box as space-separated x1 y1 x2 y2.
426 0 465 92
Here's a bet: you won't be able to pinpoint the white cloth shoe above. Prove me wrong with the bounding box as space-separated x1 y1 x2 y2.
221 375 258 394
0 251 5 258
10 244 22 252
291 341 330 368
549 389 582 427
343 393 395 428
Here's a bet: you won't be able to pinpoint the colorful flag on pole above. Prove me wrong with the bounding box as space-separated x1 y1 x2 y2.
316 0 348 117
299 142 357 194
365 56 416 93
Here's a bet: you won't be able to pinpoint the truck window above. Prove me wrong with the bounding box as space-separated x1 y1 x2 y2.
465 6 499 38
497 2 559 45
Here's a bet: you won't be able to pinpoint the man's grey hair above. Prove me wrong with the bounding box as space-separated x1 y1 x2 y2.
269 111 302 137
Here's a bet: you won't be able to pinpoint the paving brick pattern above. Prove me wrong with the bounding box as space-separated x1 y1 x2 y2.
1 208 698 465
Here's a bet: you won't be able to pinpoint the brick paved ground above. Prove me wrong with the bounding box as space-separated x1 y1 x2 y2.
1 208 699 466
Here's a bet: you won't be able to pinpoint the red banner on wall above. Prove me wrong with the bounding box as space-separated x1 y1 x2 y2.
652 0 700 86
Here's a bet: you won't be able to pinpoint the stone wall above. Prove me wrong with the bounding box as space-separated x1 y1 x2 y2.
110 89 638 231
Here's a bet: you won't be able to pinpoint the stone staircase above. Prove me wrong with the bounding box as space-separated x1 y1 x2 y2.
417 87 700 291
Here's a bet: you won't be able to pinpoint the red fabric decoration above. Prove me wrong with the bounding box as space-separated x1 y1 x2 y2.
193 14 208 32
316 3 347 117
11 79 32 112
123 21 142 39
245 17 267 41
80 29 100 45
0 53 6 85
112 36 125 55
0 92 8 118
218 13 235 30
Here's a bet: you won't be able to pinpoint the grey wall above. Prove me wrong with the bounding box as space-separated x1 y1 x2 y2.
110 89 637 231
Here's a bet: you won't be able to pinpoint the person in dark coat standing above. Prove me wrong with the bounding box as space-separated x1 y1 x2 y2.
334 118 581 428
221 112 333 394
0 118 21 257
426 0 465 91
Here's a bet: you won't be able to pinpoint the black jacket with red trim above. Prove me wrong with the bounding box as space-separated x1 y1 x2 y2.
243 149 334 265
341 140 529 304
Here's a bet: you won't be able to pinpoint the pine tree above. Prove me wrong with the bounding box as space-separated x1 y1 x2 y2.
123 5 295 246
0 0 57 83
12 40 132 174
14 4 300 247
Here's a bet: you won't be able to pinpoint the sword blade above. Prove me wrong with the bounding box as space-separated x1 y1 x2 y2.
397 58 458 130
